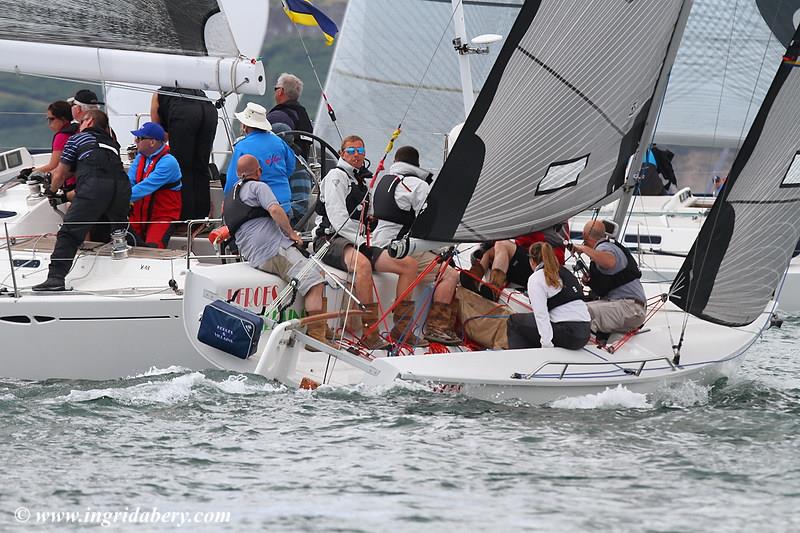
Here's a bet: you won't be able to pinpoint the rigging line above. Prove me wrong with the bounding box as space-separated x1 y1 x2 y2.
734 1 780 152
710 0 740 149
286 8 343 141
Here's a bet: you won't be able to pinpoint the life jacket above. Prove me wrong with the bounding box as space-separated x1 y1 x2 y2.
131 145 181 224
587 238 642 297
546 267 584 310
270 100 313 157
314 166 370 238
223 180 271 236
73 128 127 184
372 173 416 237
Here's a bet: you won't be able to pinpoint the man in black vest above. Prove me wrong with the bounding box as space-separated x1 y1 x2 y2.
33 110 131 292
268 73 313 159
572 220 647 338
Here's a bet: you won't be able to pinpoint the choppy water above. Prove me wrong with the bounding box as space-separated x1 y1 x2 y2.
2 319 799 532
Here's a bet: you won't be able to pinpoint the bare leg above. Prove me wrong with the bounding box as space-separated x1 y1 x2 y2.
492 240 517 274
304 283 323 313
480 247 494 272
342 245 373 305
433 265 458 304
374 252 417 300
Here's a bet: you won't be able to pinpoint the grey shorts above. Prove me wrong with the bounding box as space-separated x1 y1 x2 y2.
313 236 353 271
257 245 324 296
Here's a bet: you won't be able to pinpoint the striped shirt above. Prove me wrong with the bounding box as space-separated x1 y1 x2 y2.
60 132 102 168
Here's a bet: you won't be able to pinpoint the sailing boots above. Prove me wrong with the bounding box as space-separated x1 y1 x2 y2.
479 269 507 302
360 302 390 350
424 301 461 346
459 262 485 295
389 300 428 347
32 277 67 292
304 311 334 352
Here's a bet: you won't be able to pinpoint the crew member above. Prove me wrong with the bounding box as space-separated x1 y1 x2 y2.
224 155 328 347
224 102 294 216
371 145 460 345
127 122 182 248
506 242 590 349
572 220 647 342
268 73 313 158
33 110 131 292
313 135 420 348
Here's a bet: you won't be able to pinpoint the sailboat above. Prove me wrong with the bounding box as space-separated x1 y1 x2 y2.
0 1 267 379
178 0 800 405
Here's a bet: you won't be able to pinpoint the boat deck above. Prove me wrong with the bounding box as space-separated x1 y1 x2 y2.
7 235 186 259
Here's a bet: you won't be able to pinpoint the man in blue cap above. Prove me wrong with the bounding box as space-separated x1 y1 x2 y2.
128 122 182 248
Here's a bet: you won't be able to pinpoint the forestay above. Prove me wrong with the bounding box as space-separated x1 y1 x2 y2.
670 27 800 327
412 0 686 242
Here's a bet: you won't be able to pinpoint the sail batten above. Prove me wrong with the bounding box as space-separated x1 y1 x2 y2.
670 27 800 326
412 0 687 242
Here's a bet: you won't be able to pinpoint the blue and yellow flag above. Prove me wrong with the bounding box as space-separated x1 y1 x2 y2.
283 0 339 46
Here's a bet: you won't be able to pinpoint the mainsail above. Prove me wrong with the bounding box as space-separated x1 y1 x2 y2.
656 0 800 148
314 0 524 170
670 27 800 327
411 0 688 242
0 0 265 95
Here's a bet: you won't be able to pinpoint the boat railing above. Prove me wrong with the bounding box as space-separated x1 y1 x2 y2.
521 355 678 380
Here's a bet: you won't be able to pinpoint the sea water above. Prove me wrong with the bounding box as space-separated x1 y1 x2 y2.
2 319 799 532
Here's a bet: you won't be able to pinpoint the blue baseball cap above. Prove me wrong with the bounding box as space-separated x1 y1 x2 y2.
130 122 165 141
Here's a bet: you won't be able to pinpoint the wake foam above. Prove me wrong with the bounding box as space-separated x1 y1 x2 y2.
550 384 652 409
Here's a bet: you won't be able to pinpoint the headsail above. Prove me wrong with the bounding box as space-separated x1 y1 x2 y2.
670 27 800 327
411 0 688 242
0 1 264 95
314 0 524 170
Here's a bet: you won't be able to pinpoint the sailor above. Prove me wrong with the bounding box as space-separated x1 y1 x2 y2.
33 110 131 292
224 102 295 217
461 224 569 302
312 135 420 348
68 89 102 123
150 86 217 221
223 154 328 347
127 122 182 248
506 242 591 349
571 219 647 342
267 73 313 159
371 146 461 345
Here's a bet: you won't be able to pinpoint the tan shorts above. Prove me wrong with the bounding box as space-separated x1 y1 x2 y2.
257 246 324 296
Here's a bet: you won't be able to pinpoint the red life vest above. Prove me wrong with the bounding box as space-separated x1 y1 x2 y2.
130 146 181 224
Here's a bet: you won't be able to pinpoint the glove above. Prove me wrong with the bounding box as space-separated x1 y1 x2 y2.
47 190 68 207
16 167 34 181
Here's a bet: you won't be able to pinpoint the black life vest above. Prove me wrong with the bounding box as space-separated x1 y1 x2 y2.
314 167 369 237
73 128 127 183
270 100 313 157
53 122 78 145
587 239 642 297
372 173 416 237
223 180 271 236
546 267 584 310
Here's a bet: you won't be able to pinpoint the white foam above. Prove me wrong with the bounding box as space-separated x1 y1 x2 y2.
61 372 206 406
126 365 189 379
654 380 711 407
0 393 15 401
212 374 284 395
550 384 652 409
314 378 431 397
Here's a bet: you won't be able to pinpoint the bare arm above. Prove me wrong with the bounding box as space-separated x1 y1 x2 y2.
150 93 160 123
34 150 64 173
572 243 617 270
268 204 302 245
49 162 71 192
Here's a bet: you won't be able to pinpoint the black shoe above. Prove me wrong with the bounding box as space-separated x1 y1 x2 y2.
594 331 610 347
460 271 481 294
479 283 499 302
32 277 66 292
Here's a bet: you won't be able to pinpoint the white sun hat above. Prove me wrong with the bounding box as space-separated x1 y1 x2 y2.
234 102 272 131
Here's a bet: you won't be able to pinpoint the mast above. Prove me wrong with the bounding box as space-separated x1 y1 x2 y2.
452 0 475 118
611 0 694 233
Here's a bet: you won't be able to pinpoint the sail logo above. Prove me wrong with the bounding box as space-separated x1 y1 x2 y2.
264 155 283 166
226 285 279 308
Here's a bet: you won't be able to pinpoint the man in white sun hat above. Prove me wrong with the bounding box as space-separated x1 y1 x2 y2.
224 102 295 216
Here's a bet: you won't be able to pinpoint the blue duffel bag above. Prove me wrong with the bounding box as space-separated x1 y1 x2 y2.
198 299 264 359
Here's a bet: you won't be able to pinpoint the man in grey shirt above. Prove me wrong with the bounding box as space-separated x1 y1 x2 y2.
573 220 647 339
223 155 328 346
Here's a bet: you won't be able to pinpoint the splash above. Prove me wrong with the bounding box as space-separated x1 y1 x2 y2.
653 380 711 408
61 372 206 406
127 365 189 379
550 384 652 409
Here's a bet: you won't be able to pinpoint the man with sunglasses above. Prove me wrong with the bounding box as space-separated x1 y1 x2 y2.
127 122 182 248
268 73 313 159
33 110 131 292
313 135 422 348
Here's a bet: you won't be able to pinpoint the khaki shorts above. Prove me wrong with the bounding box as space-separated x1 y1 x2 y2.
257 246 324 296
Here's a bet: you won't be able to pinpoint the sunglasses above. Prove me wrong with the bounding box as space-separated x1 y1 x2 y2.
134 137 152 142
274 86 282 91
46 116 57 122
343 147 365 155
